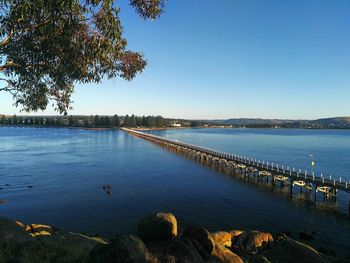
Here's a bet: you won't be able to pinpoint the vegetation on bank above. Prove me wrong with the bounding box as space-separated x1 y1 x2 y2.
3 114 349 129
0 114 198 128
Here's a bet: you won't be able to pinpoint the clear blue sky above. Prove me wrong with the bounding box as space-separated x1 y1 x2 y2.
1 0 349 119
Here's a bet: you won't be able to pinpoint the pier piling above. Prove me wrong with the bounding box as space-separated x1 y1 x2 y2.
122 128 350 215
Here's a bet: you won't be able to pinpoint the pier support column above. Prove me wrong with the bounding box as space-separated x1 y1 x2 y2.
290 179 294 196
314 184 317 204
272 177 276 192
333 188 337 201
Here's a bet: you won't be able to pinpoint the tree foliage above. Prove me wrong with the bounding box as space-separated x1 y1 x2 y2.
0 113 173 128
0 0 166 114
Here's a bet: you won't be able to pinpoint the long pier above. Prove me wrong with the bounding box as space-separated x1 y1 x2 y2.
122 128 350 214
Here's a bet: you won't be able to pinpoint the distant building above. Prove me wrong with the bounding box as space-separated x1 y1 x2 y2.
171 121 181 127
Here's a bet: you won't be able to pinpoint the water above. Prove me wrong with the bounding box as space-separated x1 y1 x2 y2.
1 127 350 256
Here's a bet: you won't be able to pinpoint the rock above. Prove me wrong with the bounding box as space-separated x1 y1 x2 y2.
0 217 32 242
210 243 244 263
230 230 244 244
234 231 273 252
0 230 106 262
50 232 107 249
280 231 292 237
90 234 148 263
182 226 215 254
262 237 329 263
211 231 232 247
162 255 177 263
102 184 112 190
166 238 205 263
250 255 272 263
137 212 177 242
0 199 6 204
299 229 314 241
275 233 289 243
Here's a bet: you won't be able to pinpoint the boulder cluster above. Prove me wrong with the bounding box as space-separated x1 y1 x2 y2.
0 213 331 263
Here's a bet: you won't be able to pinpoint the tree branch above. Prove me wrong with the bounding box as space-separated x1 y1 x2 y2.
0 61 20 71
0 30 13 48
0 85 18 96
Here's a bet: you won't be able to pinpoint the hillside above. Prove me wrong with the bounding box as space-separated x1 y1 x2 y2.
205 117 350 129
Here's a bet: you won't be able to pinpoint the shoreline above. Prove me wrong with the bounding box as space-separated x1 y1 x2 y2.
0 212 343 262
1 125 350 131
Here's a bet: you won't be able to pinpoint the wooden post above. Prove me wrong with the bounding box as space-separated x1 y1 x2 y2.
290 179 293 196
314 183 317 203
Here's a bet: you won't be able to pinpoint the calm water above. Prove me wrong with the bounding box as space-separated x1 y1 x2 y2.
1 127 350 255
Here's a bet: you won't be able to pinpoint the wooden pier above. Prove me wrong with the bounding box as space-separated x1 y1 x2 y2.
122 128 350 214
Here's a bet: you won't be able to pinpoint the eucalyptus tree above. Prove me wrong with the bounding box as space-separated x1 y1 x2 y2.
111 114 120 127
0 0 166 114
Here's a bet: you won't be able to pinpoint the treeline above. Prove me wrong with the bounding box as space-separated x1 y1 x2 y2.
123 115 165 128
0 114 185 128
0 114 120 128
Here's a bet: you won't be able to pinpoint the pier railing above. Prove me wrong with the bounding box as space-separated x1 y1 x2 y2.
122 128 349 193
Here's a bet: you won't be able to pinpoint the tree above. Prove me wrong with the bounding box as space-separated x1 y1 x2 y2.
17 116 23 125
0 0 166 114
11 114 17 124
123 114 130 127
146 116 156 127
129 114 136 127
190 121 201 127
141 115 147 127
93 115 101 127
68 115 79 126
85 115 93 127
111 114 120 127
156 116 164 127
0 114 5 124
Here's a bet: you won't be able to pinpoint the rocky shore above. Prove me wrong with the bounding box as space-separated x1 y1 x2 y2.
0 212 345 263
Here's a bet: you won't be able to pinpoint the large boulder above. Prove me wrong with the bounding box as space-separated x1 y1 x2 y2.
250 255 272 263
146 238 209 262
137 212 177 242
230 230 244 241
262 237 329 263
211 231 232 247
209 243 244 263
182 226 215 254
166 238 205 263
46 232 107 255
0 217 32 242
90 234 148 263
234 231 273 252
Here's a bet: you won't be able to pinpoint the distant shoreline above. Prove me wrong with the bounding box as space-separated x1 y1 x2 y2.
132 127 189 131
1 125 350 131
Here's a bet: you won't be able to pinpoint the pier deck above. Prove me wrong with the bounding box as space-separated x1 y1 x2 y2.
122 128 350 210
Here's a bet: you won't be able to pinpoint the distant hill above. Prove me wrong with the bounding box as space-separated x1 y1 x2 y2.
311 117 350 127
208 118 294 126
203 117 350 129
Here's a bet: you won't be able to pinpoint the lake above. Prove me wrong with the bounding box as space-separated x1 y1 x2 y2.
1 127 350 255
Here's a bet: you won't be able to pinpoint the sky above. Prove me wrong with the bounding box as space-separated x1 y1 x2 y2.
0 0 349 119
